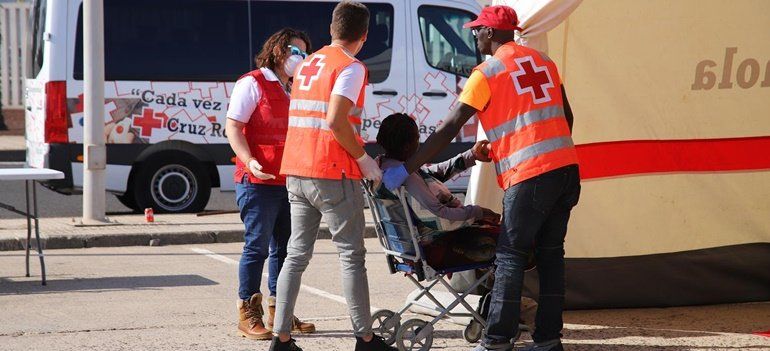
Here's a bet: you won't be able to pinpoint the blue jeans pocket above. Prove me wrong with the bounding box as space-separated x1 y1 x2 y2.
532 172 563 214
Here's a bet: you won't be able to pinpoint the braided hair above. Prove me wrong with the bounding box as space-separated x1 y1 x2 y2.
376 113 420 161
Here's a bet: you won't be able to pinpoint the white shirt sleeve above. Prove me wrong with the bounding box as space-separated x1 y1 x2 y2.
331 62 366 104
226 76 261 123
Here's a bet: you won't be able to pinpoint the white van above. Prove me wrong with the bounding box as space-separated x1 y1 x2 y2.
25 0 483 213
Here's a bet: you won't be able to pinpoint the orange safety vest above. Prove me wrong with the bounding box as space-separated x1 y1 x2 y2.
474 42 579 190
280 45 368 180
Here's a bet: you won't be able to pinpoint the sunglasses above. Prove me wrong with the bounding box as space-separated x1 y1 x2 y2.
288 45 308 59
471 27 491 38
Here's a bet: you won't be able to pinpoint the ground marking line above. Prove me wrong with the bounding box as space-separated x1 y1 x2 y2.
190 247 382 311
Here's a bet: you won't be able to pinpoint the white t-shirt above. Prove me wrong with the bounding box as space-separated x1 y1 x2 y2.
226 67 285 123
331 62 366 104
227 61 365 124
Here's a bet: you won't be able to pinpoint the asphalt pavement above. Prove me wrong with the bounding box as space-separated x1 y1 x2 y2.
1 240 769 351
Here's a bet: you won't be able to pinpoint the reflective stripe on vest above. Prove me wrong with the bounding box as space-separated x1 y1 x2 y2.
288 116 362 134
486 105 565 143
479 57 506 78
290 99 364 118
494 136 575 175
290 99 328 114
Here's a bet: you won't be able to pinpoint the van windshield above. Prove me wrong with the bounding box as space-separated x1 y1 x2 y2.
418 6 480 77
31 0 46 77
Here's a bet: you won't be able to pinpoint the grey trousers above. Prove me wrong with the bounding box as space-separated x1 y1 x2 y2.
273 176 372 337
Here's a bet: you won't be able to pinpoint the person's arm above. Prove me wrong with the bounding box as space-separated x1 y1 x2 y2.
382 70 489 190
404 103 478 174
327 94 365 159
225 76 274 180
561 84 573 133
423 149 476 183
226 119 252 164
327 62 382 186
403 172 483 222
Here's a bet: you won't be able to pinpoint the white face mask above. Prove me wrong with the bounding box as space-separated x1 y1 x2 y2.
284 55 304 77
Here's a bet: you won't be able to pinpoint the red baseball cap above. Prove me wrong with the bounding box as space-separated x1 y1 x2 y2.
463 5 522 31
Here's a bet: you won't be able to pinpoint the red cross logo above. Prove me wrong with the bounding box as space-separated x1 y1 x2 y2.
296 54 326 91
511 56 554 104
132 108 165 137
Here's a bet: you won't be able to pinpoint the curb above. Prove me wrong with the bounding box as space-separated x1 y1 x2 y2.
0 150 25 162
0 226 378 251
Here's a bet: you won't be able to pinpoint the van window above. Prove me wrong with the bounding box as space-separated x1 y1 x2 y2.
31 0 46 77
74 0 251 81
249 1 394 83
417 6 480 77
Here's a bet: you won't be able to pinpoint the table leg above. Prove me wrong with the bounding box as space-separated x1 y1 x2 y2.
32 181 46 286
25 180 32 277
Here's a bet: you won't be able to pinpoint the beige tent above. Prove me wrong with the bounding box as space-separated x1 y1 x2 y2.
467 0 770 308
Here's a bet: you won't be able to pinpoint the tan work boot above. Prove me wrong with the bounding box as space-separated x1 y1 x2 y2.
237 293 273 340
266 295 316 334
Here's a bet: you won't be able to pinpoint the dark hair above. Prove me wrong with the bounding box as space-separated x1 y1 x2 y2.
331 1 370 42
376 113 419 161
255 28 312 74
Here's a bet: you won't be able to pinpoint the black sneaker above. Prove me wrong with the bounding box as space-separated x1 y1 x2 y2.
518 340 563 351
268 336 303 351
355 335 397 351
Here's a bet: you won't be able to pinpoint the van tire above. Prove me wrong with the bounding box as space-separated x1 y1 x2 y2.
115 193 140 213
132 154 211 214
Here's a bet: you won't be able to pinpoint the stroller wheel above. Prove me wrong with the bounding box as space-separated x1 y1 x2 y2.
395 319 433 351
463 320 483 343
371 309 400 345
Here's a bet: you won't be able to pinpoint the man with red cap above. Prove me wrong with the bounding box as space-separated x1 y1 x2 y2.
382 5 580 351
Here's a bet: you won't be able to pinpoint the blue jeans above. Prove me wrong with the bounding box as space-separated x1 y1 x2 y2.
484 165 581 345
236 180 291 300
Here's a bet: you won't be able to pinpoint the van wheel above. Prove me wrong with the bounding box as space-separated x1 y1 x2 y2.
115 193 140 213
133 154 211 213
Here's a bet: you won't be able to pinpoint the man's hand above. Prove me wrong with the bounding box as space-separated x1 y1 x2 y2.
382 165 409 191
248 158 276 180
472 140 492 162
356 154 382 190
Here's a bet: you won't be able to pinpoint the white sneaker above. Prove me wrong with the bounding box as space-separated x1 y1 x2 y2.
472 341 514 351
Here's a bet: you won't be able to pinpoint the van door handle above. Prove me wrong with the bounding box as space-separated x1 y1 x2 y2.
373 90 398 96
422 91 447 97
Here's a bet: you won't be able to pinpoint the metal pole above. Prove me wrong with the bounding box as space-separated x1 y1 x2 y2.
0 30 6 131
82 0 107 224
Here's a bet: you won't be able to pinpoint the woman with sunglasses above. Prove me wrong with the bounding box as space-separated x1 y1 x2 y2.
225 28 315 341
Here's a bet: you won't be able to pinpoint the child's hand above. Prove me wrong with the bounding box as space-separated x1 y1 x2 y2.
472 140 492 162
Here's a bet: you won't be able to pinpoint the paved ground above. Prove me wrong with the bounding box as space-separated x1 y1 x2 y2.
1 241 769 351
0 209 376 251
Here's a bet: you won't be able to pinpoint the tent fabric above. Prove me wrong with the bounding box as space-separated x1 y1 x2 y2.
465 0 770 308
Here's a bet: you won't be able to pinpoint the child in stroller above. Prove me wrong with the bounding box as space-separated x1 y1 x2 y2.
370 113 537 349
375 113 501 269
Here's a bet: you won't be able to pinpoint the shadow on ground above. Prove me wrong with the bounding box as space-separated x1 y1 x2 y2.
0 274 217 295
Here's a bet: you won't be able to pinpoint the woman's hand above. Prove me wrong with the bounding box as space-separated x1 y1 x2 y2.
472 140 492 162
248 158 276 180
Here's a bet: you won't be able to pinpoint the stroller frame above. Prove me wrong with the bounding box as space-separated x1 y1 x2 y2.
363 183 496 350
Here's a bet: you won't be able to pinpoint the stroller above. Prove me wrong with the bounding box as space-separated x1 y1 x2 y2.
363 182 529 351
